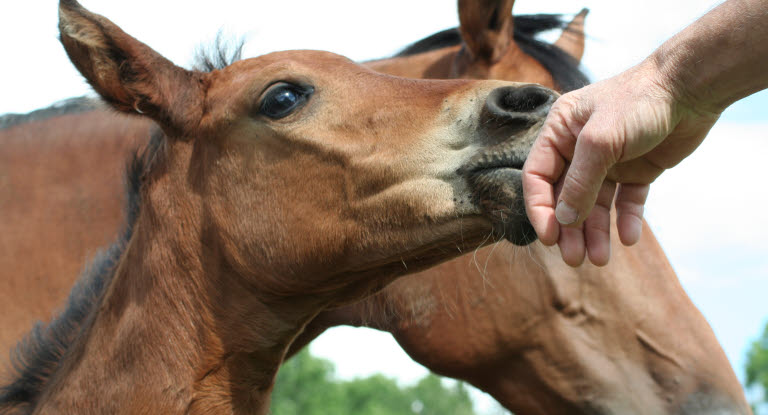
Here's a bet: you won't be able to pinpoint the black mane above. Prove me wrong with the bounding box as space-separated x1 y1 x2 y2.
395 13 590 92
0 131 164 414
0 35 240 412
395 28 463 58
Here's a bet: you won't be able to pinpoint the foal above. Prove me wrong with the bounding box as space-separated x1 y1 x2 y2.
0 1 556 413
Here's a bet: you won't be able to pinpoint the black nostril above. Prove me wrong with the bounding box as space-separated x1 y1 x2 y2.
479 85 556 139
486 85 555 116
501 85 553 112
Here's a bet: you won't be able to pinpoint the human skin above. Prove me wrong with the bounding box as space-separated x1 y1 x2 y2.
523 0 768 266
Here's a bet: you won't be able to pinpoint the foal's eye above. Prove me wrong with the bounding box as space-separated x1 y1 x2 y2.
259 83 313 119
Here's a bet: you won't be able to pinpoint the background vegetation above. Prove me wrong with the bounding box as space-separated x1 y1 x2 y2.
270 350 480 415
747 322 768 415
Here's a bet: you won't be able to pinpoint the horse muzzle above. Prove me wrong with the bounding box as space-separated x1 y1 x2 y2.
460 84 557 245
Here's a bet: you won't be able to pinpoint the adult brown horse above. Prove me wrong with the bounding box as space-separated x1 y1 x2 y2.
0 1 557 413
0 1 750 415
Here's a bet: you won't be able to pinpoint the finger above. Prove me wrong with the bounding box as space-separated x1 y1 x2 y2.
607 157 664 184
523 117 574 246
584 181 617 266
558 222 586 267
615 183 650 246
555 119 622 227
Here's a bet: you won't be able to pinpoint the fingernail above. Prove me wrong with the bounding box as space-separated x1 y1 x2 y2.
555 201 579 225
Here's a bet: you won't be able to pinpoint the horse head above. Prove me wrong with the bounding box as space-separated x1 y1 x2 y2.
368 0 588 92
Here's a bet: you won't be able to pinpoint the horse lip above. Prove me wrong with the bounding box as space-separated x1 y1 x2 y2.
459 149 527 176
458 143 536 245
463 165 537 246
469 164 523 175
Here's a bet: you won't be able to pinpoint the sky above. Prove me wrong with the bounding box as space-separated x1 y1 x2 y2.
2 0 767 413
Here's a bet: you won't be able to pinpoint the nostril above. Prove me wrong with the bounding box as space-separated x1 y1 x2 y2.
499 85 553 113
480 85 556 138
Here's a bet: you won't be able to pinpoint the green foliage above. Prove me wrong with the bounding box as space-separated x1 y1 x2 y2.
410 374 476 415
748 323 768 390
270 350 478 415
747 322 768 414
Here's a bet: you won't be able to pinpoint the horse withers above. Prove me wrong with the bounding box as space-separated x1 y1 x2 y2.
0 1 555 413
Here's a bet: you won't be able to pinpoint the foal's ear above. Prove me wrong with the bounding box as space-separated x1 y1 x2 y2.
58 0 204 136
554 8 588 62
458 0 516 62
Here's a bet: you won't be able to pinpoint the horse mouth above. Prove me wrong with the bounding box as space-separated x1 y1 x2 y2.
461 146 537 246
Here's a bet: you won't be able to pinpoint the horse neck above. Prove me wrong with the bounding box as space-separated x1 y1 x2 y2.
31 143 298 415
349 229 679 330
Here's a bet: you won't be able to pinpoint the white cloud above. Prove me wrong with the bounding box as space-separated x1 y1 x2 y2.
311 327 428 384
645 122 768 255
311 327 509 414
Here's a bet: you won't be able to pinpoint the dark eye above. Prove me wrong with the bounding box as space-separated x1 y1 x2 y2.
259 83 313 119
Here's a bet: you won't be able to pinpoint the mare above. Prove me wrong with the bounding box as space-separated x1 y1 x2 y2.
0 0 556 413
0 1 750 414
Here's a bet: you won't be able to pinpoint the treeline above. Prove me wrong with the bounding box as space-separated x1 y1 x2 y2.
270 350 479 415
748 322 768 414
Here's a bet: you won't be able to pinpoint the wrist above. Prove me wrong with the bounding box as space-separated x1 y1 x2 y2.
644 44 723 118
643 0 768 115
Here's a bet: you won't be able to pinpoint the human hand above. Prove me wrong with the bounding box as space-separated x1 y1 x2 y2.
522 60 719 266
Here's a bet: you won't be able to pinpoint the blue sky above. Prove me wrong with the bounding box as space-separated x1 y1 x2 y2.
722 91 768 123
646 94 768 386
2 0 766 413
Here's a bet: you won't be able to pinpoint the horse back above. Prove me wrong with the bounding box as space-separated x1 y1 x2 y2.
0 109 151 364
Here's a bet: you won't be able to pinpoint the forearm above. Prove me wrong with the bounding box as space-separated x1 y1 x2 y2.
648 0 768 113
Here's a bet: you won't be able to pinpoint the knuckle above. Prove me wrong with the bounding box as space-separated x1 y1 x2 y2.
554 91 581 109
549 94 581 122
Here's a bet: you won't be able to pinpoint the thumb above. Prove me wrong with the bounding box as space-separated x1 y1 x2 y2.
555 119 622 226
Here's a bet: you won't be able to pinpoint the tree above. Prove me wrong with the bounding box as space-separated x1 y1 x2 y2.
747 322 768 414
270 350 346 415
409 374 476 415
270 350 480 415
